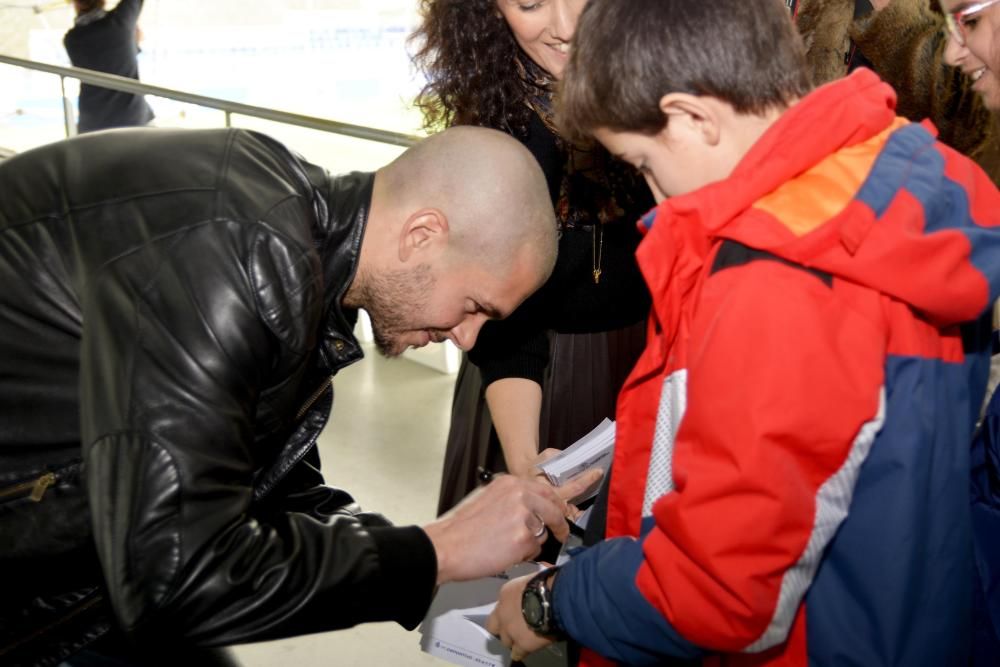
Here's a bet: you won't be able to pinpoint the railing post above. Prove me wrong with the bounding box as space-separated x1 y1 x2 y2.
225 110 232 128
60 75 75 138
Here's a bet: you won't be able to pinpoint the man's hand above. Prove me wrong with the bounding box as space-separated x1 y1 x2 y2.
422 473 593 584
486 573 556 662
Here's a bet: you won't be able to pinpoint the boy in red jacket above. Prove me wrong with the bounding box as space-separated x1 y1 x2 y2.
488 1 1000 665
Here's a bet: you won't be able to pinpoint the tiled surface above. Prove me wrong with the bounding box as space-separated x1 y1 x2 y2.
232 344 455 667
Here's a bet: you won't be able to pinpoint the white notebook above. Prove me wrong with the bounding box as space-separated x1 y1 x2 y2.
536 418 615 502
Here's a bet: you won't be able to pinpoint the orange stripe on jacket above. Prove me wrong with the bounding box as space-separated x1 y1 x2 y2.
751 118 909 238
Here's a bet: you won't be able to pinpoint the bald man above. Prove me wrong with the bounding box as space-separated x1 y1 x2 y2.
0 126 589 666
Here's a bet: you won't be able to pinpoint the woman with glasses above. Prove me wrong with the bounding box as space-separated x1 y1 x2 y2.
410 0 653 518
944 0 1000 107
942 3 1000 663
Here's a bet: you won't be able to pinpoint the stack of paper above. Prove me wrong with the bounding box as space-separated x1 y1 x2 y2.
536 418 615 502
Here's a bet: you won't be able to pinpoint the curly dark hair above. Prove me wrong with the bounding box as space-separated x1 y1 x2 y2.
409 0 536 136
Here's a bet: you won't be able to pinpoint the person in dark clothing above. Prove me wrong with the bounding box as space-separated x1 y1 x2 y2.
64 0 155 133
0 125 596 666
411 0 654 517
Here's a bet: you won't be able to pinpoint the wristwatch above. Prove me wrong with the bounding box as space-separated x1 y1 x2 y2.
521 566 562 637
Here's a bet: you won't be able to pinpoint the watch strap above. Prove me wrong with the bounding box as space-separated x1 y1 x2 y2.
522 565 563 637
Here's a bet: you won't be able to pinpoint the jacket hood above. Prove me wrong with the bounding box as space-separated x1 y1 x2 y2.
640 68 1000 328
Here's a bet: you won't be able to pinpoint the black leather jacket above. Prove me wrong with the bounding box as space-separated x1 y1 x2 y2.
0 128 437 665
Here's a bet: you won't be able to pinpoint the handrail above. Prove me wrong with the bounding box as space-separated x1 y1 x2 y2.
0 53 421 147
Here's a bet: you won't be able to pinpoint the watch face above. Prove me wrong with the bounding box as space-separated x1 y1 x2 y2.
523 591 544 627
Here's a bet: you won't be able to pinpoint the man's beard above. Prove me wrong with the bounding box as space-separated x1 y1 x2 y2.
358 263 435 357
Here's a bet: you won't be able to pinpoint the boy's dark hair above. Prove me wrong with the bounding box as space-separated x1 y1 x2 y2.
559 0 813 142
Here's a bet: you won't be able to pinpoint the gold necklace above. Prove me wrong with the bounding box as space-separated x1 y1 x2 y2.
592 224 604 284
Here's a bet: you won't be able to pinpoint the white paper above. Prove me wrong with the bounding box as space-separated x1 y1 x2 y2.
419 562 540 667
536 418 615 502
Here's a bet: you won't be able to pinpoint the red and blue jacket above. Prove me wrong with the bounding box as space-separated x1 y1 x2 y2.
551 69 1000 666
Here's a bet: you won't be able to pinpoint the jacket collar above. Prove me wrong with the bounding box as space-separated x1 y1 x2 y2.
641 69 896 241
636 69 897 339
308 167 374 372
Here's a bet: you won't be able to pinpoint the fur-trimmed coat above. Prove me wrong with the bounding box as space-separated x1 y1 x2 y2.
796 0 1000 182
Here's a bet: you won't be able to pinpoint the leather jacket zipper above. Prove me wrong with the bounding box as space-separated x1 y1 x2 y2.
295 378 332 421
0 471 56 503
253 379 334 502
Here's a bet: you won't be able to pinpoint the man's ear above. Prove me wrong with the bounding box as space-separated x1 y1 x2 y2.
658 93 722 147
399 208 449 262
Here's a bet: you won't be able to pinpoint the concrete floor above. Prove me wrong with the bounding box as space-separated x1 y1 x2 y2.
233 344 456 667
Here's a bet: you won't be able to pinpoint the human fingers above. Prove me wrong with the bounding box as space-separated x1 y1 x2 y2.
557 467 603 504
510 625 557 662
528 512 548 540
486 608 501 637
524 490 570 543
477 478 550 555
425 478 546 582
533 447 562 465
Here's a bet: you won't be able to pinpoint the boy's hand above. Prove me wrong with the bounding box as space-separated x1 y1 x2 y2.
486 573 557 662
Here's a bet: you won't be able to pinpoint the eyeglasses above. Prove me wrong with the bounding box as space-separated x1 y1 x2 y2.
945 0 1000 47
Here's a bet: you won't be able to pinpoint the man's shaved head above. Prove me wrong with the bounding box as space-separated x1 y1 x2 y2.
351 126 559 357
378 126 557 279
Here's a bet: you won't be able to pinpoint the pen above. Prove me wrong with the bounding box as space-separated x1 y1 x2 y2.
477 466 587 538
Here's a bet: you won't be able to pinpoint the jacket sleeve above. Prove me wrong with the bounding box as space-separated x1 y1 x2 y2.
109 0 144 27
851 0 998 172
468 312 551 388
80 221 437 644
553 258 886 661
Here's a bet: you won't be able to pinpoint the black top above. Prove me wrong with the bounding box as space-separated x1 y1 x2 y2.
468 112 654 387
63 0 155 132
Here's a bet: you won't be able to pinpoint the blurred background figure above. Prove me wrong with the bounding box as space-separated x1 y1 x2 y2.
63 0 154 132
411 0 654 519
794 0 1000 183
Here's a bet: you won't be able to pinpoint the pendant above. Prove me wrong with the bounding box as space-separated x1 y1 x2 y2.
593 269 602 284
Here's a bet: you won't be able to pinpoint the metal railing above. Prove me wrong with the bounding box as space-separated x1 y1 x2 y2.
0 53 420 147
0 54 463 372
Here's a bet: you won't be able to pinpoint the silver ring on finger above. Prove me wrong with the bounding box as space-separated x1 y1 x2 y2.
531 513 547 539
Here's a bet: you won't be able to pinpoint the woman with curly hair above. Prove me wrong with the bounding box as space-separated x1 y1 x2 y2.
411 0 654 516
